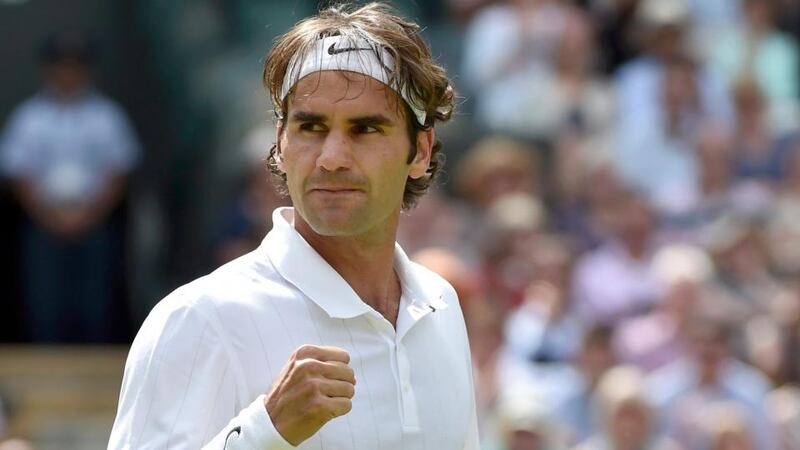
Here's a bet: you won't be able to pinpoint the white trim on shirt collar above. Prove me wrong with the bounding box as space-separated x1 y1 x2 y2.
260 207 446 319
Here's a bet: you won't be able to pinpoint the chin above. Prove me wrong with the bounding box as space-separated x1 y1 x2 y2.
303 212 370 237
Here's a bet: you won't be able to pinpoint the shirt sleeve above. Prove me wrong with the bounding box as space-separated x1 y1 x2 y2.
97 101 141 173
0 102 41 177
108 296 294 450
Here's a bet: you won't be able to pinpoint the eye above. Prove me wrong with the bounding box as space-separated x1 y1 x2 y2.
352 124 381 134
299 122 326 132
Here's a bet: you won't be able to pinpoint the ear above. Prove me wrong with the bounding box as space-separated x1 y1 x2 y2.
408 128 434 179
275 120 286 172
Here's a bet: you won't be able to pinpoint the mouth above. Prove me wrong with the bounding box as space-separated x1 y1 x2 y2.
308 187 365 196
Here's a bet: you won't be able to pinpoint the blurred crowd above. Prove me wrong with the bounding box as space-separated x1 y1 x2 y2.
3 0 800 449
400 0 800 449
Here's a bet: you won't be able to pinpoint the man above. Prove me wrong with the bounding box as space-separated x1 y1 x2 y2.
0 31 140 342
109 3 478 449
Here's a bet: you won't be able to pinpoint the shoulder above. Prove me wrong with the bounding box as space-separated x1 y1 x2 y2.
3 95 48 129
405 259 460 308
134 251 294 352
92 93 134 122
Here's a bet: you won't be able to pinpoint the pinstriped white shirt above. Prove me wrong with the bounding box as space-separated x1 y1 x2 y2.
109 207 479 449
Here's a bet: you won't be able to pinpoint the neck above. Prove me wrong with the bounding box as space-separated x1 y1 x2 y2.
294 210 402 325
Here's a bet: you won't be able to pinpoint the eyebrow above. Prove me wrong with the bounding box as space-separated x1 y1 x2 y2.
290 111 326 123
349 114 395 128
289 111 396 127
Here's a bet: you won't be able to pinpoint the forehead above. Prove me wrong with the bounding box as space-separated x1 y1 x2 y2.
287 71 403 118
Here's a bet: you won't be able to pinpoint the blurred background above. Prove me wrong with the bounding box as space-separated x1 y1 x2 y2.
2 0 800 449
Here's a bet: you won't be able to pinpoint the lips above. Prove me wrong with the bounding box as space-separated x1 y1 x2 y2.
310 187 360 192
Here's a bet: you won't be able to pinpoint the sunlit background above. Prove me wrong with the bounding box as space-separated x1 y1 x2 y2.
1 0 800 449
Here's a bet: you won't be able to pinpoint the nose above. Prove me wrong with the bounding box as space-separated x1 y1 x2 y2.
316 129 353 172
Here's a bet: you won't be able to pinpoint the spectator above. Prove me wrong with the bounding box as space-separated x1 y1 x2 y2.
491 388 569 450
462 0 575 115
765 145 800 275
707 0 800 132
660 124 735 237
729 77 798 185
475 9 615 141
0 31 140 342
572 189 662 325
454 135 542 210
616 56 712 213
614 0 732 147
703 216 785 325
214 125 289 265
555 324 618 444
614 244 715 371
397 187 478 261
481 193 548 310
648 318 778 450
551 140 621 250
574 366 680 450
504 235 583 366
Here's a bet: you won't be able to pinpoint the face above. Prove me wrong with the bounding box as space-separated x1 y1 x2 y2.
277 71 432 239
611 401 649 449
45 60 91 95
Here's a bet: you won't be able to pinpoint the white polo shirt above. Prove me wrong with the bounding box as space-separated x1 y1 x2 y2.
109 207 479 449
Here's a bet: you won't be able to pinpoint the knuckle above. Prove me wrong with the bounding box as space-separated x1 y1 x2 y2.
295 344 317 357
341 399 353 415
295 358 322 377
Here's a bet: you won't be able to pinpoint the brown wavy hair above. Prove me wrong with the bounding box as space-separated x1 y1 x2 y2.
262 2 455 209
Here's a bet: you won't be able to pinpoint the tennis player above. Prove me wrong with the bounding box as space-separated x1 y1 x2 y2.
108 3 478 449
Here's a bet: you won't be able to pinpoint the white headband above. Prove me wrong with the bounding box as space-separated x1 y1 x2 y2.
279 35 427 125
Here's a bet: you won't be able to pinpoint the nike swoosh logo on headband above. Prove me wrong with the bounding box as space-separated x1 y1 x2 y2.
327 43 374 55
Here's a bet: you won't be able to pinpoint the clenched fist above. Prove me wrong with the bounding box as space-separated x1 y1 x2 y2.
264 344 356 446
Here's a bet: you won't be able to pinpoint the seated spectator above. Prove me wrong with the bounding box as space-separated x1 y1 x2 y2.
551 140 621 250
707 0 800 132
491 388 569 450
480 193 548 311
397 186 478 260
214 125 289 265
504 235 583 366
572 189 662 325
648 318 778 450
729 77 798 185
766 145 800 275
555 325 618 444
615 0 732 150
573 366 680 450
659 124 734 238
454 135 542 211
614 244 714 371
462 0 575 117
616 55 714 214
474 9 615 141
0 31 140 342
703 216 786 325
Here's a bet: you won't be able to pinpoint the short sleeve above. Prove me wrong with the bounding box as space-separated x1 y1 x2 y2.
0 101 42 177
96 101 141 173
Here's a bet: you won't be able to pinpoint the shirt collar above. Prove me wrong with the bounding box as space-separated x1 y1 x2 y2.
260 207 446 319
